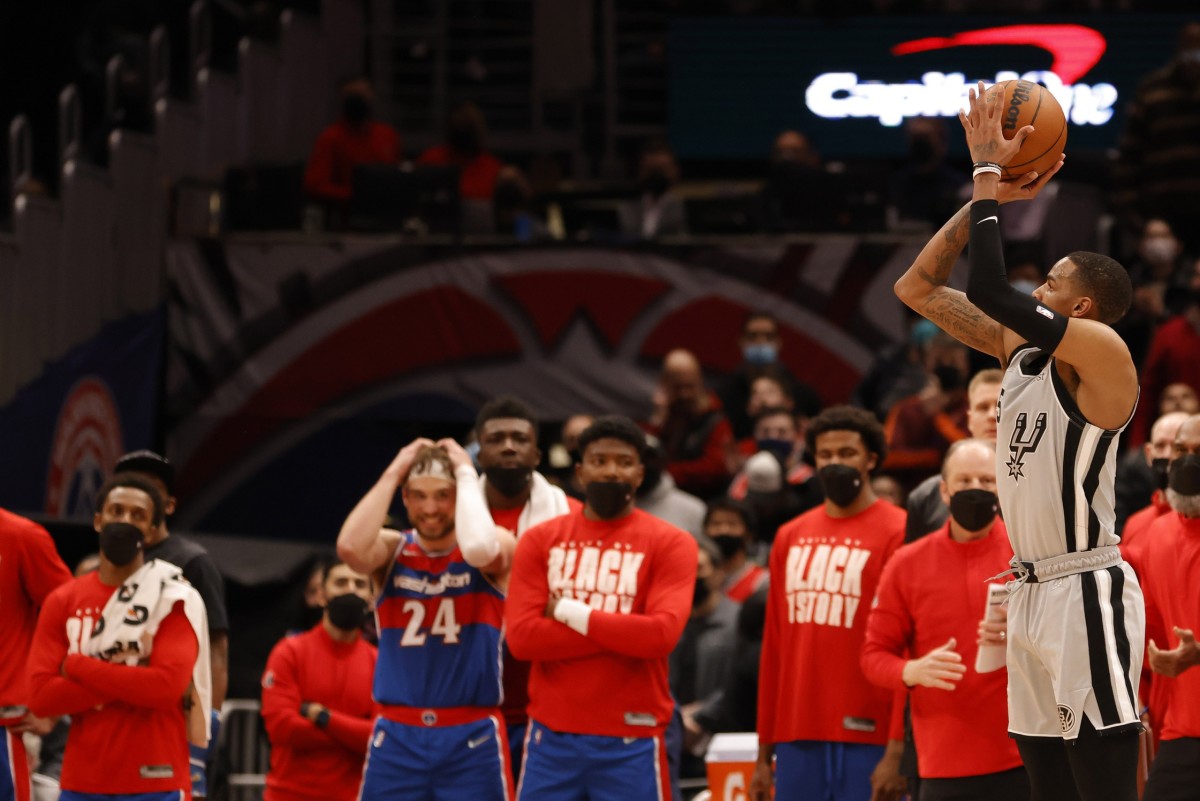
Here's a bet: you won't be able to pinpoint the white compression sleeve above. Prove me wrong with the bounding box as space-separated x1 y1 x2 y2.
454 465 501 567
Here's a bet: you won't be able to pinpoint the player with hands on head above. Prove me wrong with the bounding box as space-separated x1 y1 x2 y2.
896 81 1143 801
336 436 517 801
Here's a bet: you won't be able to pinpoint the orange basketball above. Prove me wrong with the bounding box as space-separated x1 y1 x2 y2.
986 79 1067 180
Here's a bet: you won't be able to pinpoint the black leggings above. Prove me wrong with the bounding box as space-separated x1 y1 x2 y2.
1015 720 1140 801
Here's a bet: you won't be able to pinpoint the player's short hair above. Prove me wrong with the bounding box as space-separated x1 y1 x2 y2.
475 395 539 439
1066 251 1133 325
703 496 757 535
941 438 997 478
406 445 454 484
114 450 175 494
576 415 646 460
94 475 165 526
967 369 1003 398
805 405 888 467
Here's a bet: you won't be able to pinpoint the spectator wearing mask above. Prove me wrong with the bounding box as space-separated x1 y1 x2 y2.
718 311 821 441
1117 218 1193 367
304 76 402 208
636 435 707 539
887 116 968 232
261 561 377 801
618 139 686 240
1131 257 1200 448
545 414 594 501
729 407 818 513
758 129 826 232
704 498 768 603
671 540 741 783
1113 22 1200 254
647 349 735 498
1139 414 1200 801
418 101 504 200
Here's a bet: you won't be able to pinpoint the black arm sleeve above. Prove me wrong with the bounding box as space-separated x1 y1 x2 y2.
967 199 1068 353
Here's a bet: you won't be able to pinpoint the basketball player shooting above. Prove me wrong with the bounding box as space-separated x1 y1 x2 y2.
894 81 1144 801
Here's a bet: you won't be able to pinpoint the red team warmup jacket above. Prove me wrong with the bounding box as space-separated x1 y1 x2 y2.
28 572 198 796
862 520 1022 779
506 508 698 738
759 499 906 747
303 119 402 203
261 623 378 801
1140 512 1200 741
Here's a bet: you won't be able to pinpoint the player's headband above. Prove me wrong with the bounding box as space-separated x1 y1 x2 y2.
408 455 454 483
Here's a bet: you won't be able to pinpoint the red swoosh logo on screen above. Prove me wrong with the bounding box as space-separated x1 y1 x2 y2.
892 25 1106 84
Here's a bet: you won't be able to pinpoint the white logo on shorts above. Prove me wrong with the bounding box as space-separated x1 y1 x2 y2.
1057 704 1076 733
468 734 491 749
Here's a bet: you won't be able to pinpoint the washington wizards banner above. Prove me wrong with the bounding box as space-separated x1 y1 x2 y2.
0 310 163 518
161 238 923 541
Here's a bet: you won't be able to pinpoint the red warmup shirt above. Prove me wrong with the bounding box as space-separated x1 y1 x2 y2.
261 623 377 801
1121 490 1173 570
506 508 698 738
28 572 198 795
759 499 905 746
304 119 402 203
862 521 1021 778
1140 512 1200 740
417 145 503 200
0 509 71 714
1130 315 1200 446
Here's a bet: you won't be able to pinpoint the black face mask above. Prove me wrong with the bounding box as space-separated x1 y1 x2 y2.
933 364 964 392
99 522 145 566
1168 455 1200 496
642 170 671 198
586 481 634 520
484 465 532 499
757 438 794 465
818 464 864 508
712 534 746 560
326 593 369 632
949 489 999 532
1152 457 1171 491
342 93 371 124
692 577 712 609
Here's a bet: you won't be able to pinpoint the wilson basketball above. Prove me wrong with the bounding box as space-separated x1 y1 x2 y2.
987 79 1067 180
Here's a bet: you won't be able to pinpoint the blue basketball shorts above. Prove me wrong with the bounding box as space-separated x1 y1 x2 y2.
516 720 670 801
774 740 885 801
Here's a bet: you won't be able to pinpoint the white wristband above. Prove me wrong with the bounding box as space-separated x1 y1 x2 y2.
552 597 592 636
972 165 1003 179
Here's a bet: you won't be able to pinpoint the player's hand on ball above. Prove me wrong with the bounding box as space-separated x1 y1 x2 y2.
995 156 1065 205
902 637 966 691
959 80 1034 171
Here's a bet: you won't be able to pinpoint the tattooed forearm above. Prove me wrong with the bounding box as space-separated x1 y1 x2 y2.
916 207 970 288
921 290 1002 356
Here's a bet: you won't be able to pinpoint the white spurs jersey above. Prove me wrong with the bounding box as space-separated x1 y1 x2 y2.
996 345 1133 562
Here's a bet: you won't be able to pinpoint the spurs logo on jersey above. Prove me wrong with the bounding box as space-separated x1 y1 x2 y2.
783 539 871 628
1006 411 1047 481
547 543 644 613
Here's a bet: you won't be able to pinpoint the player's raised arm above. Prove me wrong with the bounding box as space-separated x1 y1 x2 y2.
961 81 1137 429
337 438 432 577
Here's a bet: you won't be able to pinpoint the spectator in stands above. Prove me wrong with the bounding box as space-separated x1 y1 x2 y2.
471 395 574 771
115 450 229 798
704 497 768 603
882 332 971 491
1117 218 1194 367
1139 414 1200 800
28 476 209 801
719 311 821 441
304 76 402 210
637 435 707 538
672 539 741 783
753 405 907 801
695 588 767 736
740 450 810 549
546 414 594 500
854 317 941 422
492 166 549 241
1121 411 1190 563
1113 21 1200 253
261 560 377 801
872 475 906 508
904 368 1002 542
729 407 818 513
863 438 1027 801
1163 381 1200 414
887 116 968 232
758 129 827 232
647 349 735 498
1130 256 1200 447
1 507 71 801
418 101 504 200
618 139 686 239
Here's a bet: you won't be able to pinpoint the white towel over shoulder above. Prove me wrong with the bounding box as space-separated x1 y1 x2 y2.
84 558 213 747
479 470 571 535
